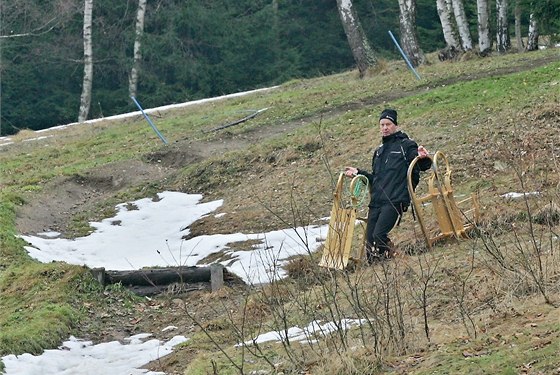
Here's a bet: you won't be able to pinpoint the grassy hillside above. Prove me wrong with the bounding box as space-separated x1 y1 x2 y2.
1 49 559 374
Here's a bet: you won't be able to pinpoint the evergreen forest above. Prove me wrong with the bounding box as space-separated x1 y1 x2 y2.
0 0 557 135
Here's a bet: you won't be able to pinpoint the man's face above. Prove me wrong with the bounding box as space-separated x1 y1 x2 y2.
379 119 398 137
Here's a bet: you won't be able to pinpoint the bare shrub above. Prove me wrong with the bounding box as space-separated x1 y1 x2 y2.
401 252 442 343
310 346 382 375
477 140 560 306
441 250 479 339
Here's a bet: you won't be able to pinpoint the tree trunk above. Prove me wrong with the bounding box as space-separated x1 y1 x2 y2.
336 0 376 77
496 0 510 52
436 0 461 50
129 0 147 99
514 1 524 51
105 267 213 286
451 0 473 50
78 0 93 123
526 13 539 51
398 0 426 67
477 0 492 55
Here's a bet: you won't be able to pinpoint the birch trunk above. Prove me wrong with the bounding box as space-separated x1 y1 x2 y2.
129 0 147 98
398 0 426 67
477 0 492 54
78 0 93 123
496 0 510 52
526 13 539 51
514 1 524 51
336 0 376 77
452 0 473 50
436 0 461 50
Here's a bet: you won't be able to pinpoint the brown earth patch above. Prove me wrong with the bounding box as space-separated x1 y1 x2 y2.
15 159 171 236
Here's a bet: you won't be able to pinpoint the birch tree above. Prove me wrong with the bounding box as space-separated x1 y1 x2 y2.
129 0 147 98
496 0 510 52
78 0 93 122
398 0 426 66
451 0 473 50
436 0 461 52
514 1 524 50
477 0 492 54
526 13 539 51
336 0 376 77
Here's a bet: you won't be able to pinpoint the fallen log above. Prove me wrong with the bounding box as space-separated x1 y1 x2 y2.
90 264 234 295
105 266 211 286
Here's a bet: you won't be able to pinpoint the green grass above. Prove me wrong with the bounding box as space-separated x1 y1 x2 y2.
0 195 29 265
0 262 90 356
407 61 560 113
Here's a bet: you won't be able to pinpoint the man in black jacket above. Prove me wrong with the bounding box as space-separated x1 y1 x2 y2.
344 108 432 263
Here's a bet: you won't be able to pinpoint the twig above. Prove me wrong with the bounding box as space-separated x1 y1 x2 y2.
205 108 269 133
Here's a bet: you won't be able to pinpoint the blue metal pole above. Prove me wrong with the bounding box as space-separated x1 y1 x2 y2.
130 96 169 145
388 30 421 80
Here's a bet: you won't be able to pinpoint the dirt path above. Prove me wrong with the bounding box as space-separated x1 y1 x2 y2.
15 160 172 236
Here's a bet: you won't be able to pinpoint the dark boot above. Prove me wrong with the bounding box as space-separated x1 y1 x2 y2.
377 239 397 260
366 250 380 265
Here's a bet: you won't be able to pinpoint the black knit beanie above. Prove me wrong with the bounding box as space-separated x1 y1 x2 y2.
379 109 398 125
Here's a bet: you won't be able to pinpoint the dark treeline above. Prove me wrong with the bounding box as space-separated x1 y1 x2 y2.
0 0 553 135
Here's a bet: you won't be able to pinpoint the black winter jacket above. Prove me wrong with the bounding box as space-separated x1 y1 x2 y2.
357 131 432 208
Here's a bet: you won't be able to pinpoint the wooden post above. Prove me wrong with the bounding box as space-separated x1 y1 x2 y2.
210 263 224 292
91 267 106 286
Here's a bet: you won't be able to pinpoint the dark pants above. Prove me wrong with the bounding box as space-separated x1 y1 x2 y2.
365 203 403 263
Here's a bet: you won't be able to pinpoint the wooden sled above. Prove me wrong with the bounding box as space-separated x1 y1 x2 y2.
319 173 368 270
407 151 480 250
